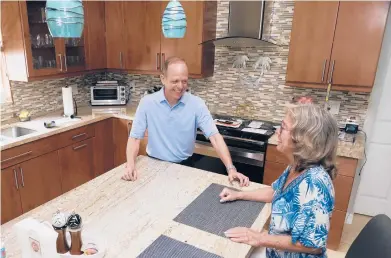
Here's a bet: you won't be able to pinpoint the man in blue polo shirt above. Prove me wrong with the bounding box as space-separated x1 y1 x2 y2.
122 57 249 187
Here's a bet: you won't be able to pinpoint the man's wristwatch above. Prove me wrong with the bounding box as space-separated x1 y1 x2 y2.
226 165 237 174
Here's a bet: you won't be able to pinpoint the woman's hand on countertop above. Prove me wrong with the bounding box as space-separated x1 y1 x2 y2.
224 227 266 247
219 188 242 203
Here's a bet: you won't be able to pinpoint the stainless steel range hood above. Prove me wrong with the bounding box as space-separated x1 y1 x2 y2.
201 1 279 47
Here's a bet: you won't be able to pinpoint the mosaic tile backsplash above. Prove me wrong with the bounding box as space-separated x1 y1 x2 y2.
1 0 370 126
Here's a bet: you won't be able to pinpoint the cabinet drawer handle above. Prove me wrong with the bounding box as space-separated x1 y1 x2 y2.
161 53 165 71
13 169 19 190
328 60 335 84
19 167 25 187
58 54 63 71
2 151 33 163
72 133 86 140
156 53 160 70
73 144 87 150
321 59 327 82
64 55 68 71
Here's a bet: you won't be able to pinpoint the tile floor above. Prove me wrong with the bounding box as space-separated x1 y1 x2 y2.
327 213 372 258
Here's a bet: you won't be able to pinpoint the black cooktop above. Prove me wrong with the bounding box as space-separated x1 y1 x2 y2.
199 114 278 142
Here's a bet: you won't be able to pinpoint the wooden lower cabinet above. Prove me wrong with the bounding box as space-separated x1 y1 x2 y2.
93 118 114 176
1 151 62 224
17 151 62 213
1 166 23 224
263 161 286 185
327 209 346 250
59 138 95 193
113 118 132 167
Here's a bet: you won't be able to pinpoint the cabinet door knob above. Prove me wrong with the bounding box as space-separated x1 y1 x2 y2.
19 167 25 187
13 168 19 190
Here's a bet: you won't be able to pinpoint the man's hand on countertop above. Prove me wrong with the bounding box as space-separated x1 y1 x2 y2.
122 163 138 181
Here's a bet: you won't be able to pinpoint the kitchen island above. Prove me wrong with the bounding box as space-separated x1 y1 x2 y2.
1 156 271 258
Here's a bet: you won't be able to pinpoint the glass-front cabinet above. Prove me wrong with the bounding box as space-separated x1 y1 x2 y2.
23 1 86 77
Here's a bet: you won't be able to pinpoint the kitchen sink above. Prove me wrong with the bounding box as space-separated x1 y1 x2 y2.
1 126 36 138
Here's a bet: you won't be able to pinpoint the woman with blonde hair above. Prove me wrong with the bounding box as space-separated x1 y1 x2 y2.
221 104 339 258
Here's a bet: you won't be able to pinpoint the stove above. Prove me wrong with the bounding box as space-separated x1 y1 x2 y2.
191 114 278 184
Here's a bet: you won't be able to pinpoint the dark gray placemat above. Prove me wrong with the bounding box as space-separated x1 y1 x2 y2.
137 235 222 258
174 183 265 237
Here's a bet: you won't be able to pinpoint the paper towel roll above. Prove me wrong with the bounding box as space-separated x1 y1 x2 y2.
62 87 74 116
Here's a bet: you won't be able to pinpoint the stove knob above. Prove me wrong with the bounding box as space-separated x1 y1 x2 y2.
121 88 125 91
121 98 125 101
121 92 125 96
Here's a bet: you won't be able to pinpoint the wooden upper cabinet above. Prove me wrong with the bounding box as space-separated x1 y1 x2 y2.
84 1 107 70
160 1 217 77
1 166 23 224
105 1 125 69
286 1 389 93
123 1 162 73
329 2 389 90
286 2 338 86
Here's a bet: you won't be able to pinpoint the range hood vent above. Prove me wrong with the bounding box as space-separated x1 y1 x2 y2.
202 1 280 47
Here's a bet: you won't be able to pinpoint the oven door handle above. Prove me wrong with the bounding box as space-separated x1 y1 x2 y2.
195 141 264 165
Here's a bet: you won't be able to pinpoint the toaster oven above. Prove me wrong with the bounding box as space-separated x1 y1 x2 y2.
90 86 127 106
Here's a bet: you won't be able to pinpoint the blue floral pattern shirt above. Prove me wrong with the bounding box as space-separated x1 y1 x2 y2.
267 166 335 258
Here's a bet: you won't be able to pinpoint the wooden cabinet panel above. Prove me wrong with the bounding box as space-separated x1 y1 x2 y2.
330 2 389 89
327 209 346 250
1 166 23 224
264 161 287 186
113 119 132 167
84 1 106 70
18 151 62 213
286 2 338 85
336 157 358 177
1 125 95 170
93 119 114 176
333 174 354 212
56 124 95 147
160 1 204 75
124 1 161 72
105 1 125 69
265 145 290 164
59 138 95 193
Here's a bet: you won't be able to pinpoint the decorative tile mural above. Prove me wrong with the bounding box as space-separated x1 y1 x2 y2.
1 0 370 127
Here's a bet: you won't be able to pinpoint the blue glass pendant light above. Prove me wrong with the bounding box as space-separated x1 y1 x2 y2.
162 0 187 38
45 0 84 38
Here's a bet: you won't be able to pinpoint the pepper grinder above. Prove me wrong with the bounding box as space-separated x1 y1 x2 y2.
67 212 83 255
51 210 70 254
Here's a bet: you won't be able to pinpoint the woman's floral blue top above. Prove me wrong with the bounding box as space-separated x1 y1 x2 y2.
267 166 335 258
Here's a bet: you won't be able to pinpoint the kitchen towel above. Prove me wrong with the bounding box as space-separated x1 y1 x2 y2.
174 183 265 237
62 87 74 116
137 235 222 258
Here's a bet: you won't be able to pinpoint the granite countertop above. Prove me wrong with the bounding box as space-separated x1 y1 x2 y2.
268 133 365 159
1 156 271 258
0 103 139 151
